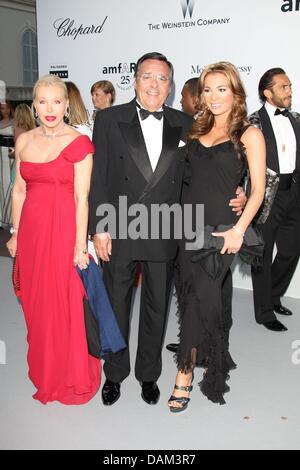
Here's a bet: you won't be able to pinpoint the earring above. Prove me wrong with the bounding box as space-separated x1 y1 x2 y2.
31 104 38 120
64 107 70 119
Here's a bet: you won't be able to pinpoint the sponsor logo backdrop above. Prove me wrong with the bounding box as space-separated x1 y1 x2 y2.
36 0 300 297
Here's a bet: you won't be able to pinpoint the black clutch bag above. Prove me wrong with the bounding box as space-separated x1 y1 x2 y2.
191 224 264 279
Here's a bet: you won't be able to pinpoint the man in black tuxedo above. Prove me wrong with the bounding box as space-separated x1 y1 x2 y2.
89 52 193 405
250 68 300 332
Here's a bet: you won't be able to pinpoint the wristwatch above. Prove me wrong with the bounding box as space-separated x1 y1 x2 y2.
10 227 18 234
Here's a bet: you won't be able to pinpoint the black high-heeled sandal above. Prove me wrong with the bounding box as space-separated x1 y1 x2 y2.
168 384 193 413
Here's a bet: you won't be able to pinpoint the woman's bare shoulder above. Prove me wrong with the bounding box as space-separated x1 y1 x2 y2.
241 125 264 147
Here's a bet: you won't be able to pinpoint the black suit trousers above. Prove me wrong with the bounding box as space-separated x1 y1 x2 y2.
102 255 174 383
251 186 300 324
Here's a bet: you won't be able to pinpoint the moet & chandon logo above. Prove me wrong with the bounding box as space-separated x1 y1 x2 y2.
181 0 196 19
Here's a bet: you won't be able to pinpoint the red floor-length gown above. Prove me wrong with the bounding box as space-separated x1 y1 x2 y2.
18 135 101 404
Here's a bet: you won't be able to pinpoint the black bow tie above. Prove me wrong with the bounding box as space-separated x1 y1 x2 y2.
274 108 289 117
136 103 164 121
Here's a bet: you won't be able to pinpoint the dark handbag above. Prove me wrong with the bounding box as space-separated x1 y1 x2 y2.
191 224 264 279
12 254 21 297
83 297 101 359
76 258 126 359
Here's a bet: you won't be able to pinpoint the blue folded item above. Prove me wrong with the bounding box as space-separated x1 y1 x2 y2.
76 258 127 358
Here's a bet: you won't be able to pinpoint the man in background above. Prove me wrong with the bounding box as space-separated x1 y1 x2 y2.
250 68 300 332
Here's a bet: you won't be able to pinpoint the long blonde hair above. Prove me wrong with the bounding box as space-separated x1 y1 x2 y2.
65 81 89 126
189 62 248 153
14 103 36 131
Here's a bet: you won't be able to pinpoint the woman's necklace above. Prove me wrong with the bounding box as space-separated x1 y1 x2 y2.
41 123 66 139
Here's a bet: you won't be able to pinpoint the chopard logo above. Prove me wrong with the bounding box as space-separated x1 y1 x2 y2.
53 16 108 40
181 0 196 19
281 0 300 11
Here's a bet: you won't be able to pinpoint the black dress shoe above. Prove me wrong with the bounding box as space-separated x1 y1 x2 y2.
166 343 178 353
141 382 160 405
102 379 121 406
262 320 288 332
274 305 293 316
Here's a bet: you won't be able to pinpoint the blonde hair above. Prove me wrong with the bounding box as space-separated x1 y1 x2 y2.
189 62 248 154
14 103 36 131
65 81 89 126
33 74 68 100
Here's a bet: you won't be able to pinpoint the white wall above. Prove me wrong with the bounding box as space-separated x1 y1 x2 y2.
36 0 300 298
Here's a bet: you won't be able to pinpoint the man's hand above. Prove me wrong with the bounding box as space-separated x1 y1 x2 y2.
229 186 247 216
93 233 112 262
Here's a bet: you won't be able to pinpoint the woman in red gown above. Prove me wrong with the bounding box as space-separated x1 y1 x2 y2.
7 75 101 404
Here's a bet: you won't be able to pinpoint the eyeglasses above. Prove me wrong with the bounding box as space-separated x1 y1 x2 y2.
137 73 171 83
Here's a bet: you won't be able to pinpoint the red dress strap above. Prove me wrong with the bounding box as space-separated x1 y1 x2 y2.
63 135 95 163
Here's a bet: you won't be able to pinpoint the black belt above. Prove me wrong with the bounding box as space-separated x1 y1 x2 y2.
0 135 14 148
278 173 293 191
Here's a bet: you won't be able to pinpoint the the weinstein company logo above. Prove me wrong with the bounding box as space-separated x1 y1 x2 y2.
148 0 229 31
181 0 196 19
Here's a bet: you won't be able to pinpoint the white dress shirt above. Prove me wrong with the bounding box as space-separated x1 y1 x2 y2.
136 102 163 171
265 101 296 174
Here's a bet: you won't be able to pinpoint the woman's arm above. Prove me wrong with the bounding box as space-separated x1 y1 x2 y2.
74 153 93 269
213 127 266 254
6 135 27 257
234 126 266 233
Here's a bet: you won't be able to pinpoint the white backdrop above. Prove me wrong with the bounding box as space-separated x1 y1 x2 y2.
36 0 300 298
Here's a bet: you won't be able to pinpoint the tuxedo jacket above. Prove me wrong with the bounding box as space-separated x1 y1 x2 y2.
249 105 300 174
89 99 193 261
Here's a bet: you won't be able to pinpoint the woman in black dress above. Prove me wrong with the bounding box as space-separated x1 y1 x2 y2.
169 62 266 411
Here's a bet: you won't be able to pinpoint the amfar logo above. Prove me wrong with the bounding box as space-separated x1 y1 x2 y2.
181 0 196 19
281 0 300 11
102 62 136 91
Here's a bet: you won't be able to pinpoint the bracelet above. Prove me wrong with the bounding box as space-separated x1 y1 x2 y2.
76 248 88 254
232 225 245 238
10 227 18 234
